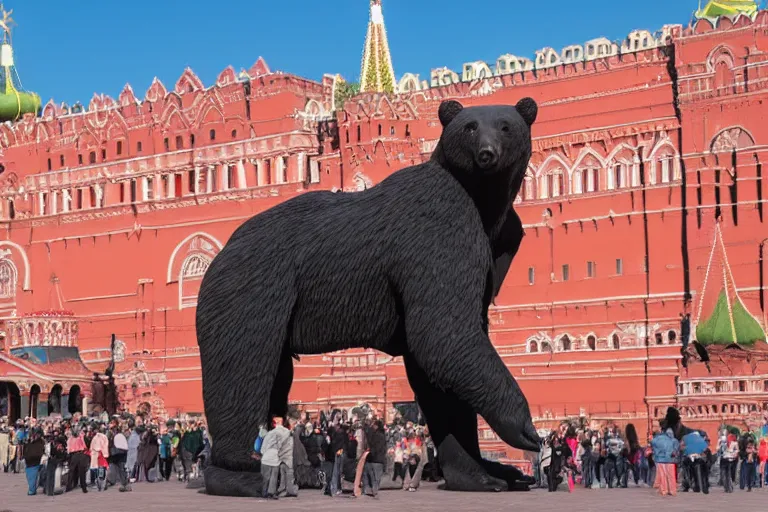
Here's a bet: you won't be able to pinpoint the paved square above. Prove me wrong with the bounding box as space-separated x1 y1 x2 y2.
1 474 764 511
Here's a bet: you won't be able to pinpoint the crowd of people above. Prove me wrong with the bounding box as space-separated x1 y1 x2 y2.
0 412 209 495
5 405 768 499
0 406 438 499
252 408 438 499
533 407 768 496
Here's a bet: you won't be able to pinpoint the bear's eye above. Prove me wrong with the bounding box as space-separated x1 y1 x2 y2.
464 121 478 133
501 124 510 133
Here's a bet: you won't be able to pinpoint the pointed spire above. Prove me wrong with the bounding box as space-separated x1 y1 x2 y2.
359 0 396 94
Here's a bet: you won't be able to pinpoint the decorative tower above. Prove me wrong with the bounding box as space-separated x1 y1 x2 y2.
695 0 759 19
359 0 396 94
694 222 766 345
0 5 41 122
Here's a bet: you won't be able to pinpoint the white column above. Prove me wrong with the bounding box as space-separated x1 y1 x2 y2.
278 157 286 184
310 160 320 183
256 160 265 186
51 191 58 215
297 152 306 183
141 176 149 201
38 193 45 215
206 166 214 194
237 160 246 189
62 190 71 212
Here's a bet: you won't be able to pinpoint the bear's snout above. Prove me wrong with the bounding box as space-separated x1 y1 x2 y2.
476 145 498 170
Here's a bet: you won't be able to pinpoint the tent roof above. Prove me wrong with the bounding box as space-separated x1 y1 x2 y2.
696 289 766 345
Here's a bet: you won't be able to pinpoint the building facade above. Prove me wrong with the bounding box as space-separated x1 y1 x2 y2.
0 2 767 457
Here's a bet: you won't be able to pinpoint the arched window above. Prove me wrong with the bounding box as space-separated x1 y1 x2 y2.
608 147 638 189
179 253 212 309
48 384 63 416
586 335 596 351
612 333 621 350
541 341 551 352
710 48 736 94
68 385 82 415
650 145 679 184
668 330 677 344
528 340 539 353
540 169 565 199
29 384 40 418
559 335 571 351
0 259 18 299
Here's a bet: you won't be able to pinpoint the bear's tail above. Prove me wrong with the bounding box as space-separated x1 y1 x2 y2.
203 465 264 497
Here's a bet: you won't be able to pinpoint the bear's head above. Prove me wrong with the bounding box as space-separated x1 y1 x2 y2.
433 98 537 181
431 98 537 230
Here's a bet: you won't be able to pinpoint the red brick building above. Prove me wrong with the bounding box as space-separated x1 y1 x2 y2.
0 2 767 457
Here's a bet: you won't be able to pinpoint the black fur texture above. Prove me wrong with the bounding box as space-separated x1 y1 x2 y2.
196 98 539 496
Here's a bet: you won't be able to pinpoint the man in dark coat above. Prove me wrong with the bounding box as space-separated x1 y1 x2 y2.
45 429 67 496
23 428 46 495
181 422 204 481
303 427 327 468
137 426 159 482
363 421 387 497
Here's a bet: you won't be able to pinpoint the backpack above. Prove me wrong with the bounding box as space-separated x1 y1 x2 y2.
171 436 179 458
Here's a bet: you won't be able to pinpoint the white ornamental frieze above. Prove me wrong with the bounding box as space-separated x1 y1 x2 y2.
6 311 79 348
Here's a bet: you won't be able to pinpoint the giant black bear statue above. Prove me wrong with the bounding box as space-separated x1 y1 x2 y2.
196 97 540 497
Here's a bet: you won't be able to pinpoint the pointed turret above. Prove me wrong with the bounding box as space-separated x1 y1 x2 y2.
0 5 40 122
359 0 396 94
694 222 767 346
695 0 759 19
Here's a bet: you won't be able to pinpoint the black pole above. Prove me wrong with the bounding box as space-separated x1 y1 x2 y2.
760 238 768 320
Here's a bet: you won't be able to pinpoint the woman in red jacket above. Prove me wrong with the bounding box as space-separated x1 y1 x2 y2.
758 438 768 487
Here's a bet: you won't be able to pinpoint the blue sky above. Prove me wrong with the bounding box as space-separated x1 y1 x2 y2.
13 0 704 106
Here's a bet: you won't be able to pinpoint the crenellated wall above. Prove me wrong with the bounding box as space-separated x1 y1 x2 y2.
396 24 681 92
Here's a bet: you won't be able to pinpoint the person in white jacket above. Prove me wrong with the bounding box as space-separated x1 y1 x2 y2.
260 416 290 499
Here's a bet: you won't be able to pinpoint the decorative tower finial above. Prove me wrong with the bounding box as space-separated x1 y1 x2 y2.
0 4 41 121
359 0 396 94
0 4 14 44
695 0 758 19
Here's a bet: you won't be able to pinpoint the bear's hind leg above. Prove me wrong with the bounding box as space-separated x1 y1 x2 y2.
197 286 297 497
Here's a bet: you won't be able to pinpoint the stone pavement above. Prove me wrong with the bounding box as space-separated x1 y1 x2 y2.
1 474 765 511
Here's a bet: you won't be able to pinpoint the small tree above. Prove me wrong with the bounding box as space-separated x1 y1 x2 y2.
334 79 360 111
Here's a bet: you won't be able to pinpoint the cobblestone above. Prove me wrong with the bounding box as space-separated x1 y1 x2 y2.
1 475 765 511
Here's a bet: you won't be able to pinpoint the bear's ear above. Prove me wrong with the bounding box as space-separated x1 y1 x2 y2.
516 97 538 126
438 100 464 128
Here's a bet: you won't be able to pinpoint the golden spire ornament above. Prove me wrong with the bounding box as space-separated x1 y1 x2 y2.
0 4 14 43
359 0 396 94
